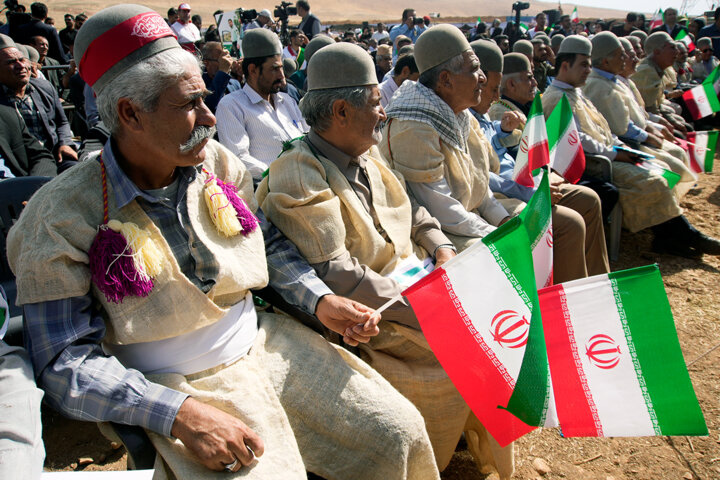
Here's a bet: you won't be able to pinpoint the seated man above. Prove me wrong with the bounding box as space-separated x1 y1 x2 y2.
200 41 234 113
0 103 56 177
379 52 419 108
0 34 77 167
0 288 45 479
469 42 610 283
381 26 511 254
257 41 514 479
216 29 307 181
583 32 695 198
9 6 440 479
632 32 691 134
689 37 719 82
542 35 720 257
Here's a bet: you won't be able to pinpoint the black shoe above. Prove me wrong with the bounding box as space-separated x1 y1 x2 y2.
693 233 720 255
652 236 703 259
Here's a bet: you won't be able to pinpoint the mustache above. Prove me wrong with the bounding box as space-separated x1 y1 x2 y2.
179 125 216 153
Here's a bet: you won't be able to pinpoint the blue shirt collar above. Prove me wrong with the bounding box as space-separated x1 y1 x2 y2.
101 139 199 209
593 68 616 82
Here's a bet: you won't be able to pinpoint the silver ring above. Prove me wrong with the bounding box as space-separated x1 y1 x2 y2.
224 458 239 472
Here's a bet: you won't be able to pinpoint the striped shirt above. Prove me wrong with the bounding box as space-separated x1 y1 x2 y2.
216 83 308 180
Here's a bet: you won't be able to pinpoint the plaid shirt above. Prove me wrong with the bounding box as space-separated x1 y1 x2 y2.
2 84 45 146
23 140 332 436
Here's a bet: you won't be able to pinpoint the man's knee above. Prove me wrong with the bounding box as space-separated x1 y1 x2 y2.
552 205 586 240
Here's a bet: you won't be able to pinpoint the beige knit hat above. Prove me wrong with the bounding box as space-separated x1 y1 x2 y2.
644 31 673 54
558 35 592 55
591 31 622 61
0 33 16 50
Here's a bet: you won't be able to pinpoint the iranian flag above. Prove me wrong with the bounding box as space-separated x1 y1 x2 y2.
547 94 585 184
570 6 579 23
682 68 720 120
675 29 695 52
649 9 663 30
636 160 681 189
402 217 550 446
519 169 553 288
512 93 550 187
536 266 707 437
686 131 718 173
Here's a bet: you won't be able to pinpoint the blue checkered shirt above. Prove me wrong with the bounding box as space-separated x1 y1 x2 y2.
23 140 332 436
2 84 45 146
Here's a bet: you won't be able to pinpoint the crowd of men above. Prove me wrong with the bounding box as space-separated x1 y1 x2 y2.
1 2 720 479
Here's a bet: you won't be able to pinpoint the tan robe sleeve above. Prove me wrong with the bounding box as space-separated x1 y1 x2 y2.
631 67 663 113
583 79 632 137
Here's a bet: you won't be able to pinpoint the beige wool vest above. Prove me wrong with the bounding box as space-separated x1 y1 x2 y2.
8 140 268 345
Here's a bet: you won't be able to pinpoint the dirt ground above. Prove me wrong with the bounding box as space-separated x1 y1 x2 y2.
42 171 720 479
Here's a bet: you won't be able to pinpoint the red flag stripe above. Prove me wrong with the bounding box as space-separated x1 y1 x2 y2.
404 269 536 446
561 149 586 184
539 284 602 436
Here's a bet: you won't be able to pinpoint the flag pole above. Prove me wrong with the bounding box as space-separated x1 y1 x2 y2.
374 293 403 315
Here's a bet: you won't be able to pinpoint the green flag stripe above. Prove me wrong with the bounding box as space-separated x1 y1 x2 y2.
608 266 707 435
547 95 573 151
702 83 720 111
705 131 718 172
661 169 681 189
484 217 550 426
519 169 551 249
527 94 543 120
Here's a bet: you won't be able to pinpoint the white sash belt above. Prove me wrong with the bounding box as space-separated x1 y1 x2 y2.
104 292 258 376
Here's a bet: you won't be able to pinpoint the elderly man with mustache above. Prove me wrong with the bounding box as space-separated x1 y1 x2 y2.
8 5 442 479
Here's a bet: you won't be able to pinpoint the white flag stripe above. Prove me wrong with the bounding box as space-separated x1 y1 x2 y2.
562 276 656 436
533 227 553 288
445 242 531 385
550 122 574 168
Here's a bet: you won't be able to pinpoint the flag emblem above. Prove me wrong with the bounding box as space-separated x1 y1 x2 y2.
491 309 530 349
545 228 554 248
585 334 621 369
520 136 530 153
568 130 578 145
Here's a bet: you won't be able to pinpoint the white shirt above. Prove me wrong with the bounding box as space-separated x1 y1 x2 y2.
283 45 299 60
171 21 201 44
379 76 400 108
371 31 390 42
216 83 309 179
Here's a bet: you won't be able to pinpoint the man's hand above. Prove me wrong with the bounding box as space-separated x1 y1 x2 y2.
171 397 264 472
500 111 525 133
298 32 309 46
230 59 243 80
549 183 563 205
315 295 380 346
665 89 683 99
218 50 233 74
644 132 663 149
614 150 640 164
435 246 456 268
57 145 78 162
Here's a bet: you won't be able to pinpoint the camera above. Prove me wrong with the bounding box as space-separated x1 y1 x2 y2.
512 2 530 11
236 7 257 23
274 1 297 21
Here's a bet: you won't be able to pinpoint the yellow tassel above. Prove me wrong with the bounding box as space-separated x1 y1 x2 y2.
204 178 242 236
117 222 165 280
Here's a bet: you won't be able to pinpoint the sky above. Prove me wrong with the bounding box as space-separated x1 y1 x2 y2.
570 0 716 16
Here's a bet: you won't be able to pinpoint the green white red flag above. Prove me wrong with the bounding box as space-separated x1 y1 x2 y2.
683 66 720 120
519 169 553 288
547 94 585 184
649 9 663 30
512 93 550 187
636 160 681 189
570 7 579 23
685 131 718 173
535 266 707 437
402 217 550 446
675 29 695 52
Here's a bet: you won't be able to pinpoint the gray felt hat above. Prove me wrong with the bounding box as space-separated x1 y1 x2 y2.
307 42 377 91
558 35 592 55
645 31 673 54
618 36 633 52
304 34 335 64
551 34 565 50
24 44 40 63
283 57 297 77
74 4 179 93
415 24 471 74
630 30 648 44
697 37 712 50
398 45 414 56
470 39 503 73
591 31 622 61
503 52 531 74
531 35 549 46
14 44 28 59
242 28 282 58
512 39 533 56
0 33 16 50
